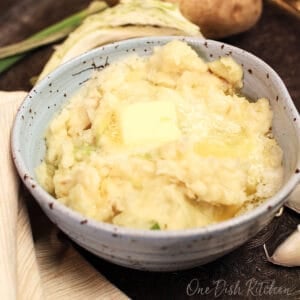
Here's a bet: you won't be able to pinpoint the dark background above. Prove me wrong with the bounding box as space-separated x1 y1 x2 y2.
1 1 299 299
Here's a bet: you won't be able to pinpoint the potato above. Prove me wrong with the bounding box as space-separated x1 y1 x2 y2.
164 0 263 38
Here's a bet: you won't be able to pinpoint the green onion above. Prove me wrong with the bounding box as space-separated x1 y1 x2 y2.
0 28 73 59
150 222 161 230
0 1 107 74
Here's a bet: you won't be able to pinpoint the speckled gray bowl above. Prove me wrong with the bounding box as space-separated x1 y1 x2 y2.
12 36 300 271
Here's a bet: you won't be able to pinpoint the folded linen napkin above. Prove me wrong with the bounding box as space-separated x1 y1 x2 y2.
0 91 128 300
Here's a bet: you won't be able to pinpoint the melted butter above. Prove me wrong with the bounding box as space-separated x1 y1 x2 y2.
194 133 253 159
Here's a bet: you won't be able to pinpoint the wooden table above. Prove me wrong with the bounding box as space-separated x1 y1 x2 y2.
1 1 299 299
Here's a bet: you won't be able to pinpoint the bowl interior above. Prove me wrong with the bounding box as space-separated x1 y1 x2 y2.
13 36 300 227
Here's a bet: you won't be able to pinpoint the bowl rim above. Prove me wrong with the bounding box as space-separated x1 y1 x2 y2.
11 36 300 239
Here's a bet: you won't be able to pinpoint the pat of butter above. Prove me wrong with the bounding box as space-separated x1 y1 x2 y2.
119 100 180 147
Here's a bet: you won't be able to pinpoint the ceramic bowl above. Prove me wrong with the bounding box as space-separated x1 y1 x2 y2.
12 36 300 271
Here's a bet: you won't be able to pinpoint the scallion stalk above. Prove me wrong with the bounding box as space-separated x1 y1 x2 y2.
0 1 107 74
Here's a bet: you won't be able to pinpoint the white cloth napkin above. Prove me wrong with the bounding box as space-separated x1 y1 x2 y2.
0 91 128 300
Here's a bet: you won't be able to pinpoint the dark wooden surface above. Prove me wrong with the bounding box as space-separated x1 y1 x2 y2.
1 1 300 299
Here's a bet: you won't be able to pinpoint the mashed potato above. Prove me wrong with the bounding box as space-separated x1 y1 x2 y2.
36 40 283 230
